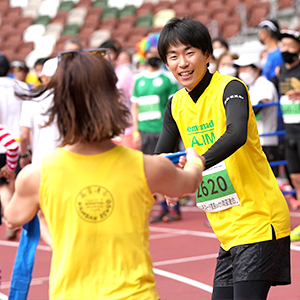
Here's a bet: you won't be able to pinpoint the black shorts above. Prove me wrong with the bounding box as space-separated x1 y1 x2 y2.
140 131 160 155
213 233 291 287
285 138 300 174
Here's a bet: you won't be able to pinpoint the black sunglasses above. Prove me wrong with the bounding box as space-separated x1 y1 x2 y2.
57 48 114 71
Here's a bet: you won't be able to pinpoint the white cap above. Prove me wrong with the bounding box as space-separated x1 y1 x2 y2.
233 53 261 69
39 57 58 77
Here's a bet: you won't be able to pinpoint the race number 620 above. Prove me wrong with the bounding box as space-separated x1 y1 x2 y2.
197 176 227 198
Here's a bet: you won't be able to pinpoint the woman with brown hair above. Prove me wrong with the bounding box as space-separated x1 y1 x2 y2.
4 50 204 300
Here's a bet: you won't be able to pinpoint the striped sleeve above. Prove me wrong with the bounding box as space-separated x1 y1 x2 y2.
0 125 19 172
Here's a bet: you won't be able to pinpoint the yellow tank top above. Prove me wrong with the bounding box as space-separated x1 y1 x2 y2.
172 72 290 251
40 146 159 300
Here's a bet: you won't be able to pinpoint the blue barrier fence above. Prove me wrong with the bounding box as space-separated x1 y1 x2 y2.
252 102 296 195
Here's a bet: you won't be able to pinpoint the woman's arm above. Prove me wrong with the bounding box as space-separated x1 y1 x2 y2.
144 148 204 197
4 163 41 228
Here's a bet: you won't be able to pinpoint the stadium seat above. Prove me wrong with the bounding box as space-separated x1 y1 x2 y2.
35 34 57 57
38 0 60 18
206 0 225 12
17 41 34 59
119 5 135 18
224 0 244 14
45 22 64 41
10 0 28 8
62 24 80 36
67 7 87 27
5 6 22 19
5 29 23 45
59 1 75 12
22 5 39 19
98 17 118 30
152 9 176 28
278 0 294 10
221 17 241 39
135 14 153 29
136 2 154 17
102 7 119 19
247 1 270 27
131 26 148 37
51 11 68 25
93 0 107 9
154 0 172 14
172 2 188 16
89 29 110 47
76 0 92 8
211 7 230 32
34 15 51 27
15 16 33 33
191 9 212 25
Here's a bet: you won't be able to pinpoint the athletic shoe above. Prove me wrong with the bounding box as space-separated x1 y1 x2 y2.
162 212 181 222
149 210 169 223
291 225 300 242
5 228 20 240
289 197 300 210
204 219 212 228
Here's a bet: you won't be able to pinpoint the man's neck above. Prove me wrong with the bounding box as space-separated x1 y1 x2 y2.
265 39 279 52
147 65 160 72
285 59 300 70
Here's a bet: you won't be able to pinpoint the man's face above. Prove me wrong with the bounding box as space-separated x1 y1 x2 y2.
165 42 210 91
280 37 300 54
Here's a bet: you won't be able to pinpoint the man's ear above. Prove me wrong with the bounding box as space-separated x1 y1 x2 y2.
205 51 212 64
165 63 171 71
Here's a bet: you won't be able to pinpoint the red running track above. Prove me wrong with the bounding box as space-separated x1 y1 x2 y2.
0 204 300 300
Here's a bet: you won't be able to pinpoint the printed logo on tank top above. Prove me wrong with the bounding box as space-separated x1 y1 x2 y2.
75 185 114 222
187 119 215 147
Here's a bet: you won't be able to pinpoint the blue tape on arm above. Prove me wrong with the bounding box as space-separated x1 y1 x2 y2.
165 151 186 164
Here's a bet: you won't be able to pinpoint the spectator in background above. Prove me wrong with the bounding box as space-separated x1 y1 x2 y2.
274 30 300 214
116 50 132 68
34 58 49 79
132 33 180 222
0 54 28 240
209 37 229 73
258 19 284 81
26 58 49 88
234 53 280 176
10 60 30 85
216 51 239 76
64 38 83 51
19 57 61 247
100 39 135 149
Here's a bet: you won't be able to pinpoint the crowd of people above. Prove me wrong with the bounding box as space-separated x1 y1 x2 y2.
0 14 298 299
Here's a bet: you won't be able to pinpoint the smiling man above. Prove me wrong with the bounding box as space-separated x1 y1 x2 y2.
155 17 291 300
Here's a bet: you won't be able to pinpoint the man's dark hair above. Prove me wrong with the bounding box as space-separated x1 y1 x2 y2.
212 37 229 50
158 17 213 64
259 19 280 40
0 54 10 76
34 57 49 68
100 39 121 56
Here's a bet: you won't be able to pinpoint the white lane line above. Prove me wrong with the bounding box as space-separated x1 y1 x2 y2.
150 226 217 238
150 233 180 240
0 292 8 300
1 277 49 290
291 244 300 251
153 253 218 266
0 240 51 251
153 268 213 293
290 212 300 217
